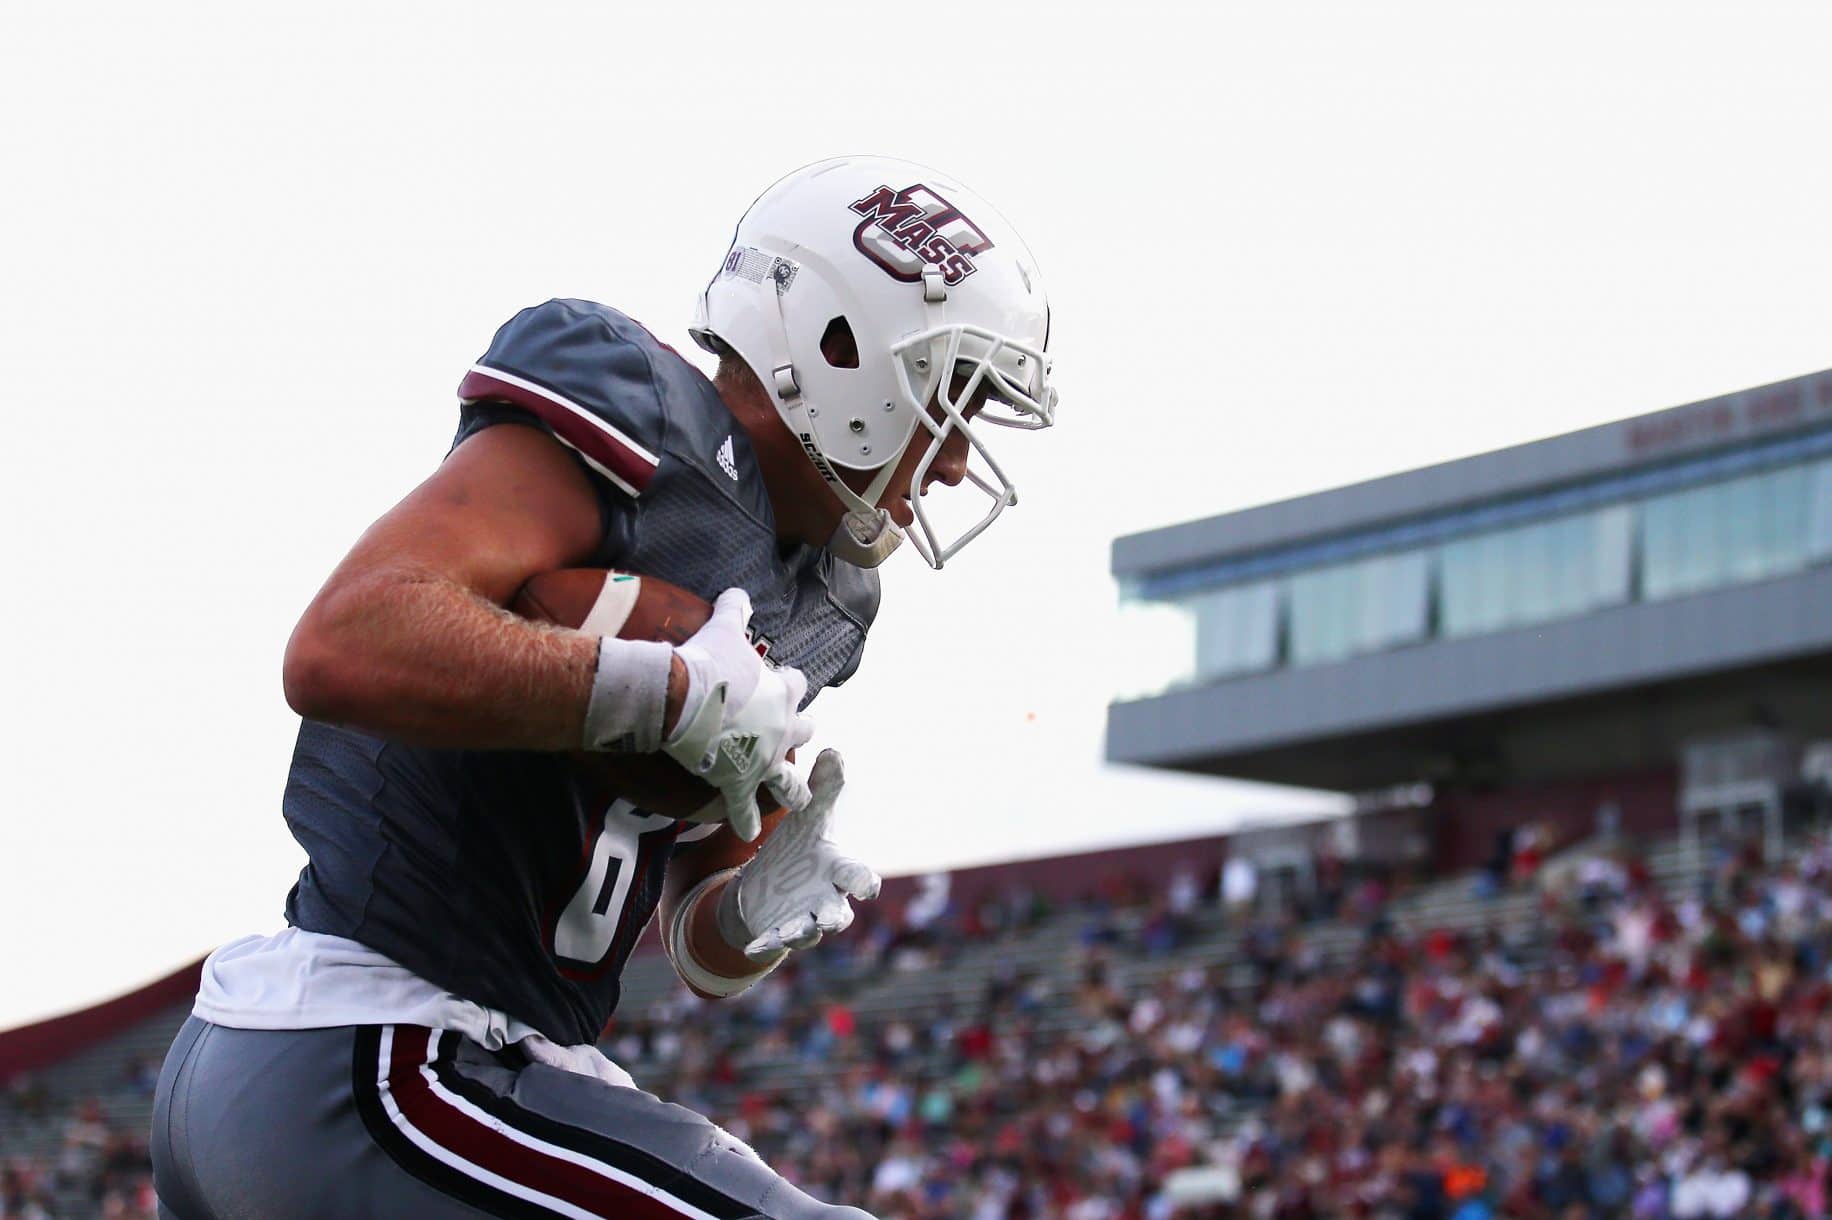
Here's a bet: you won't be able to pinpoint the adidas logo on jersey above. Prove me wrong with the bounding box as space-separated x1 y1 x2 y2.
716 435 739 481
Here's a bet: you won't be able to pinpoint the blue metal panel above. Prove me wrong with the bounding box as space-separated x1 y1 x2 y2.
1107 565 1832 778
1131 427 1832 600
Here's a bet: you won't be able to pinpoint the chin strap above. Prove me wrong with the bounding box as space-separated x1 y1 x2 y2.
829 510 904 567
710 257 912 568
769 357 906 569
824 273 957 569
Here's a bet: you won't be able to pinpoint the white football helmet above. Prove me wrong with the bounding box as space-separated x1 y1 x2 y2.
691 156 1057 569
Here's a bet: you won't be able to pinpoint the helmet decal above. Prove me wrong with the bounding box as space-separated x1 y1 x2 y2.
721 246 798 293
848 184 994 286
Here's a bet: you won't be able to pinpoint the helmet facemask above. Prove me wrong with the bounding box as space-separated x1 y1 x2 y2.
887 325 1056 568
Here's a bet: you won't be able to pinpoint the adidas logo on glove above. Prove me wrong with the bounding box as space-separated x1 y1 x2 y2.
718 732 760 770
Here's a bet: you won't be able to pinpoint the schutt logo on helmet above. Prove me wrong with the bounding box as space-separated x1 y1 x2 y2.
848 184 995 288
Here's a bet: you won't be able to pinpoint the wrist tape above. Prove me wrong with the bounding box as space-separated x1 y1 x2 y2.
582 636 674 753
665 869 782 999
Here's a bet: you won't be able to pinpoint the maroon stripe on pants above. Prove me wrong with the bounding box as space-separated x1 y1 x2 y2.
383 1026 692 1220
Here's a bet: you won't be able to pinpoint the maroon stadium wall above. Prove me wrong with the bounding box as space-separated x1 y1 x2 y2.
1431 768 1678 871
0 959 202 1086
873 829 1233 917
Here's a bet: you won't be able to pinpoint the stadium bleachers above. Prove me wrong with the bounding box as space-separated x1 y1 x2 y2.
8 826 1820 1218
606 835 1707 1105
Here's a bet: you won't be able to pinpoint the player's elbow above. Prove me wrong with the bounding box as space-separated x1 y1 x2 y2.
282 582 386 723
283 620 360 723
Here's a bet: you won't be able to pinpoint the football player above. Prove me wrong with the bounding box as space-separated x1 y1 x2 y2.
149 156 1055 1219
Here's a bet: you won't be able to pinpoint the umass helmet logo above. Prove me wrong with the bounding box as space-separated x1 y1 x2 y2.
849 184 994 287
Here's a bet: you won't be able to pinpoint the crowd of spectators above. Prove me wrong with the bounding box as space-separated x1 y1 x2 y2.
1185 833 1832 1219
8 828 1832 1218
1 1081 157 1219
607 830 1832 1219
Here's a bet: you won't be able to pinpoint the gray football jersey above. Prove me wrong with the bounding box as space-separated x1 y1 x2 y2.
282 300 880 1045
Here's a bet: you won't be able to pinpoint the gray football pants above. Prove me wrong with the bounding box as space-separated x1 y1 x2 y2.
151 1016 873 1220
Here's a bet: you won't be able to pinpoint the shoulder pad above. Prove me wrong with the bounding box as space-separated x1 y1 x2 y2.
459 300 670 498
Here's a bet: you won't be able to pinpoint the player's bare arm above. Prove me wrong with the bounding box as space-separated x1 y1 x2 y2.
282 423 686 750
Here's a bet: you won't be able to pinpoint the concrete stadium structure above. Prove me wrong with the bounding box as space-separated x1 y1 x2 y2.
1109 368 1832 864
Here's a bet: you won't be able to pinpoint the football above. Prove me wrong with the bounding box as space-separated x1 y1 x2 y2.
512 568 753 820
513 568 713 651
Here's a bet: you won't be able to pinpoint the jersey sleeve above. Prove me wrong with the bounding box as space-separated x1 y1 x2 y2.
456 299 666 499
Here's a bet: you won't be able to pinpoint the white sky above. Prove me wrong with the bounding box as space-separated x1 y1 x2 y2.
2 1 1828 1029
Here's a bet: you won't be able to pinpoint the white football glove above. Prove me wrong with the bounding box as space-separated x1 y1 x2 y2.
717 749 882 961
663 588 815 840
